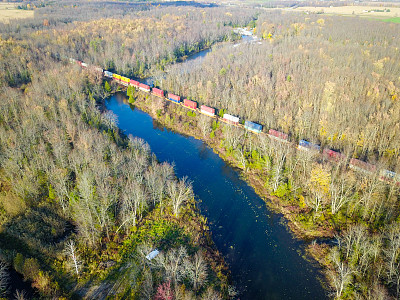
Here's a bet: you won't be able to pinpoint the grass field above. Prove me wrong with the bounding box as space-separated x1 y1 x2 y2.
292 5 400 19
381 17 400 23
0 3 34 23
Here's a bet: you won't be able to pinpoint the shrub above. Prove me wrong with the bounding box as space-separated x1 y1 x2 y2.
187 111 196 117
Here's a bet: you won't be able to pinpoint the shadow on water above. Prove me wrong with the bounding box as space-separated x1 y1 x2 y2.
106 96 328 300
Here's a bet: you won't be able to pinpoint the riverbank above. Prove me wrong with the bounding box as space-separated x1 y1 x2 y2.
0 80 232 299
105 93 328 299
78 197 233 299
131 92 335 237
121 91 333 289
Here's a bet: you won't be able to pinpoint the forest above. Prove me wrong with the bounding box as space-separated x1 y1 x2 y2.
129 9 400 300
1 0 400 299
0 3 256 299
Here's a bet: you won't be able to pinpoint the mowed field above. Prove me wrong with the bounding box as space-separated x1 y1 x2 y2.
293 5 400 20
0 3 34 23
382 17 400 23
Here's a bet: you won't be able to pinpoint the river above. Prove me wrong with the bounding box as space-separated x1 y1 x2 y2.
106 94 327 299
144 34 259 86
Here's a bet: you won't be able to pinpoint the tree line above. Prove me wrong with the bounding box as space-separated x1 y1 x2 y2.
0 3 242 299
128 10 400 299
163 11 400 170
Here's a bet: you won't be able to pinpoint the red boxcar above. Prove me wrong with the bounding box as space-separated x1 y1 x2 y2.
129 79 140 88
200 105 215 116
168 93 181 103
268 129 288 141
183 99 197 110
323 148 346 162
152 87 164 97
349 158 376 174
139 83 151 92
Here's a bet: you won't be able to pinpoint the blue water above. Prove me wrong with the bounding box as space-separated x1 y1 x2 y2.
106 94 327 300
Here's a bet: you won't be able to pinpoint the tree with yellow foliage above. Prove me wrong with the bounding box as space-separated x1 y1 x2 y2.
307 164 331 216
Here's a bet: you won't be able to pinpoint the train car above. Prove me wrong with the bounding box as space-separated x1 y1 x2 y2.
268 129 289 142
244 121 262 133
139 83 151 92
200 105 215 117
76 60 82 66
129 79 140 88
323 148 346 163
104 71 113 78
298 139 320 152
168 93 181 103
349 158 376 175
223 113 239 125
113 74 122 82
380 169 400 185
81 62 88 68
183 99 197 110
120 76 130 86
152 87 164 98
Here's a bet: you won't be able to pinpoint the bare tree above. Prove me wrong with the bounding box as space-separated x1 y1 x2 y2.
201 287 222 300
14 290 27 300
140 269 154 300
198 114 212 137
0 260 9 297
222 125 245 150
145 161 169 209
50 166 71 211
330 174 354 215
234 146 247 171
342 225 368 262
186 251 208 291
64 240 82 276
270 141 291 191
72 170 100 246
168 177 194 217
328 247 354 299
93 162 117 240
155 246 188 285
117 182 148 234
384 223 400 298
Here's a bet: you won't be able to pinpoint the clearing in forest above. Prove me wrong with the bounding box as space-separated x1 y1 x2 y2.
0 3 34 23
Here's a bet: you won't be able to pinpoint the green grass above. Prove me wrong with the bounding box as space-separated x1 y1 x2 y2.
381 17 400 23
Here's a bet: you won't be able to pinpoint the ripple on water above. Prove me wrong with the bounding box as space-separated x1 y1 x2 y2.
106 94 327 300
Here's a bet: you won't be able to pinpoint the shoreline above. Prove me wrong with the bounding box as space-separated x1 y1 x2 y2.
131 93 335 238
106 91 333 292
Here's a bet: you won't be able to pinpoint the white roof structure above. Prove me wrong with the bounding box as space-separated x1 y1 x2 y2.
146 249 160 261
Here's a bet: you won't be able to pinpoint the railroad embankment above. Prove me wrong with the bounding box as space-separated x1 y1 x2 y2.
122 91 335 246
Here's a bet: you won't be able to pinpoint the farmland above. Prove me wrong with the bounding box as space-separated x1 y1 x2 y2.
0 3 33 23
292 5 400 19
1 1 400 299
382 16 400 23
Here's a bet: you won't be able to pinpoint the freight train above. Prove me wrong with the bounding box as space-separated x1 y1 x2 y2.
70 58 400 186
